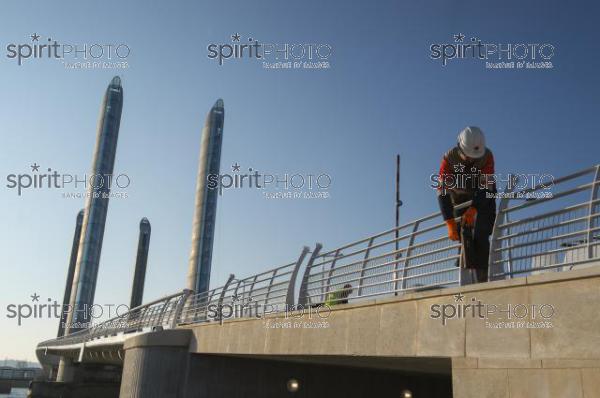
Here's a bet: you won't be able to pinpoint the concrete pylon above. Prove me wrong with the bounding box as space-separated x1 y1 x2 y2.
65 76 124 333
129 218 151 309
57 76 123 382
186 99 224 296
57 209 84 338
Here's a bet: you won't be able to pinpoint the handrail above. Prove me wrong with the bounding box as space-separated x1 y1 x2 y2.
38 164 600 350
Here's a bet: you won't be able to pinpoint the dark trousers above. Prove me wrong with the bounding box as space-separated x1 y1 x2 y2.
455 207 495 283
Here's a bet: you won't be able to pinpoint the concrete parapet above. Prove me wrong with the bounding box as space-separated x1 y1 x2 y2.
184 266 600 397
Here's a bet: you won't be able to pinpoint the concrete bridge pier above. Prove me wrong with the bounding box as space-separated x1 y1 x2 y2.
119 329 192 398
56 357 77 383
0 381 11 394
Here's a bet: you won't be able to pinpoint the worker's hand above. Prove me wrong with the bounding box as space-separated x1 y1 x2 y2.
445 219 459 241
462 206 477 227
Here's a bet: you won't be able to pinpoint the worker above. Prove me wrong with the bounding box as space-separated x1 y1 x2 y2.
324 284 353 307
437 126 497 283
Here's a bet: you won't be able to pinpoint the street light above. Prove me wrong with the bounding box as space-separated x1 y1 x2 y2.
287 378 300 393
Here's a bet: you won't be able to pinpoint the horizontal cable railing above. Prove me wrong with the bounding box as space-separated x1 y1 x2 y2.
179 247 310 323
38 291 190 347
38 164 600 350
38 248 311 348
489 165 600 279
297 202 472 307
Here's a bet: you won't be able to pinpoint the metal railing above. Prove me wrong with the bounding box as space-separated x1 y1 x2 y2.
179 246 310 324
38 164 600 349
39 291 191 347
489 165 600 279
38 250 312 348
297 203 469 307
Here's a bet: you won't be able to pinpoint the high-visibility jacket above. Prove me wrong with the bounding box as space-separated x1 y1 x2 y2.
324 288 348 307
437 146 496 221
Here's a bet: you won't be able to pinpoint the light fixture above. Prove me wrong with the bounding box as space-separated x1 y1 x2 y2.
287 378 300 393
401 389 413 398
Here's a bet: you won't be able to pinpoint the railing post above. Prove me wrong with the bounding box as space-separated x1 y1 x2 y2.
246 276 257 300
393 227 403 296
298 243 323 306
286 246 310 306
157 297 173 326
139 306 150 329
264 269 279 305
400 221 420 291
199 289 216 321
488 174 519 281
145 305 157 328
216 274 235 322
323 249 342 303
357 237 376 297
170 289 193 328
587 165 600 259
232 279 245 304
243 275 258 317
146 306 157 328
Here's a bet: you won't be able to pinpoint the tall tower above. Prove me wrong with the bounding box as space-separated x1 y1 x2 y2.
57 209 84 338
186 99 225 295
129 218 151 309
65 76 124 333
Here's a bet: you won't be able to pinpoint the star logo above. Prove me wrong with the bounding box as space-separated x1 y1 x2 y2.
232 163 241 172
453 163 465 173
30 293 40 302
31 163 40 172
454 293 465 302
31 33 40 42
231 33 241 42
454 33 465 43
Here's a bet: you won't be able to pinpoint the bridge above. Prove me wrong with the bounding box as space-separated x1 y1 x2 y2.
0 367 43 394
35 165 600 398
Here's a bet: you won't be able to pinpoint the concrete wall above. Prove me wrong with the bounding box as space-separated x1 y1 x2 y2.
183 266 600 398
28 381 120 398
183 354 452 397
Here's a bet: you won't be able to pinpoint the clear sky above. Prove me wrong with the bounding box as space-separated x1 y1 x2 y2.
0 0 598 361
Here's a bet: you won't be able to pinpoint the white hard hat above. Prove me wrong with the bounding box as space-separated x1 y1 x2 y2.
457 126 486 159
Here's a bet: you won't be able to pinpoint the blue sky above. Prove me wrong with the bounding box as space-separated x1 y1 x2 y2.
0 0 598 360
